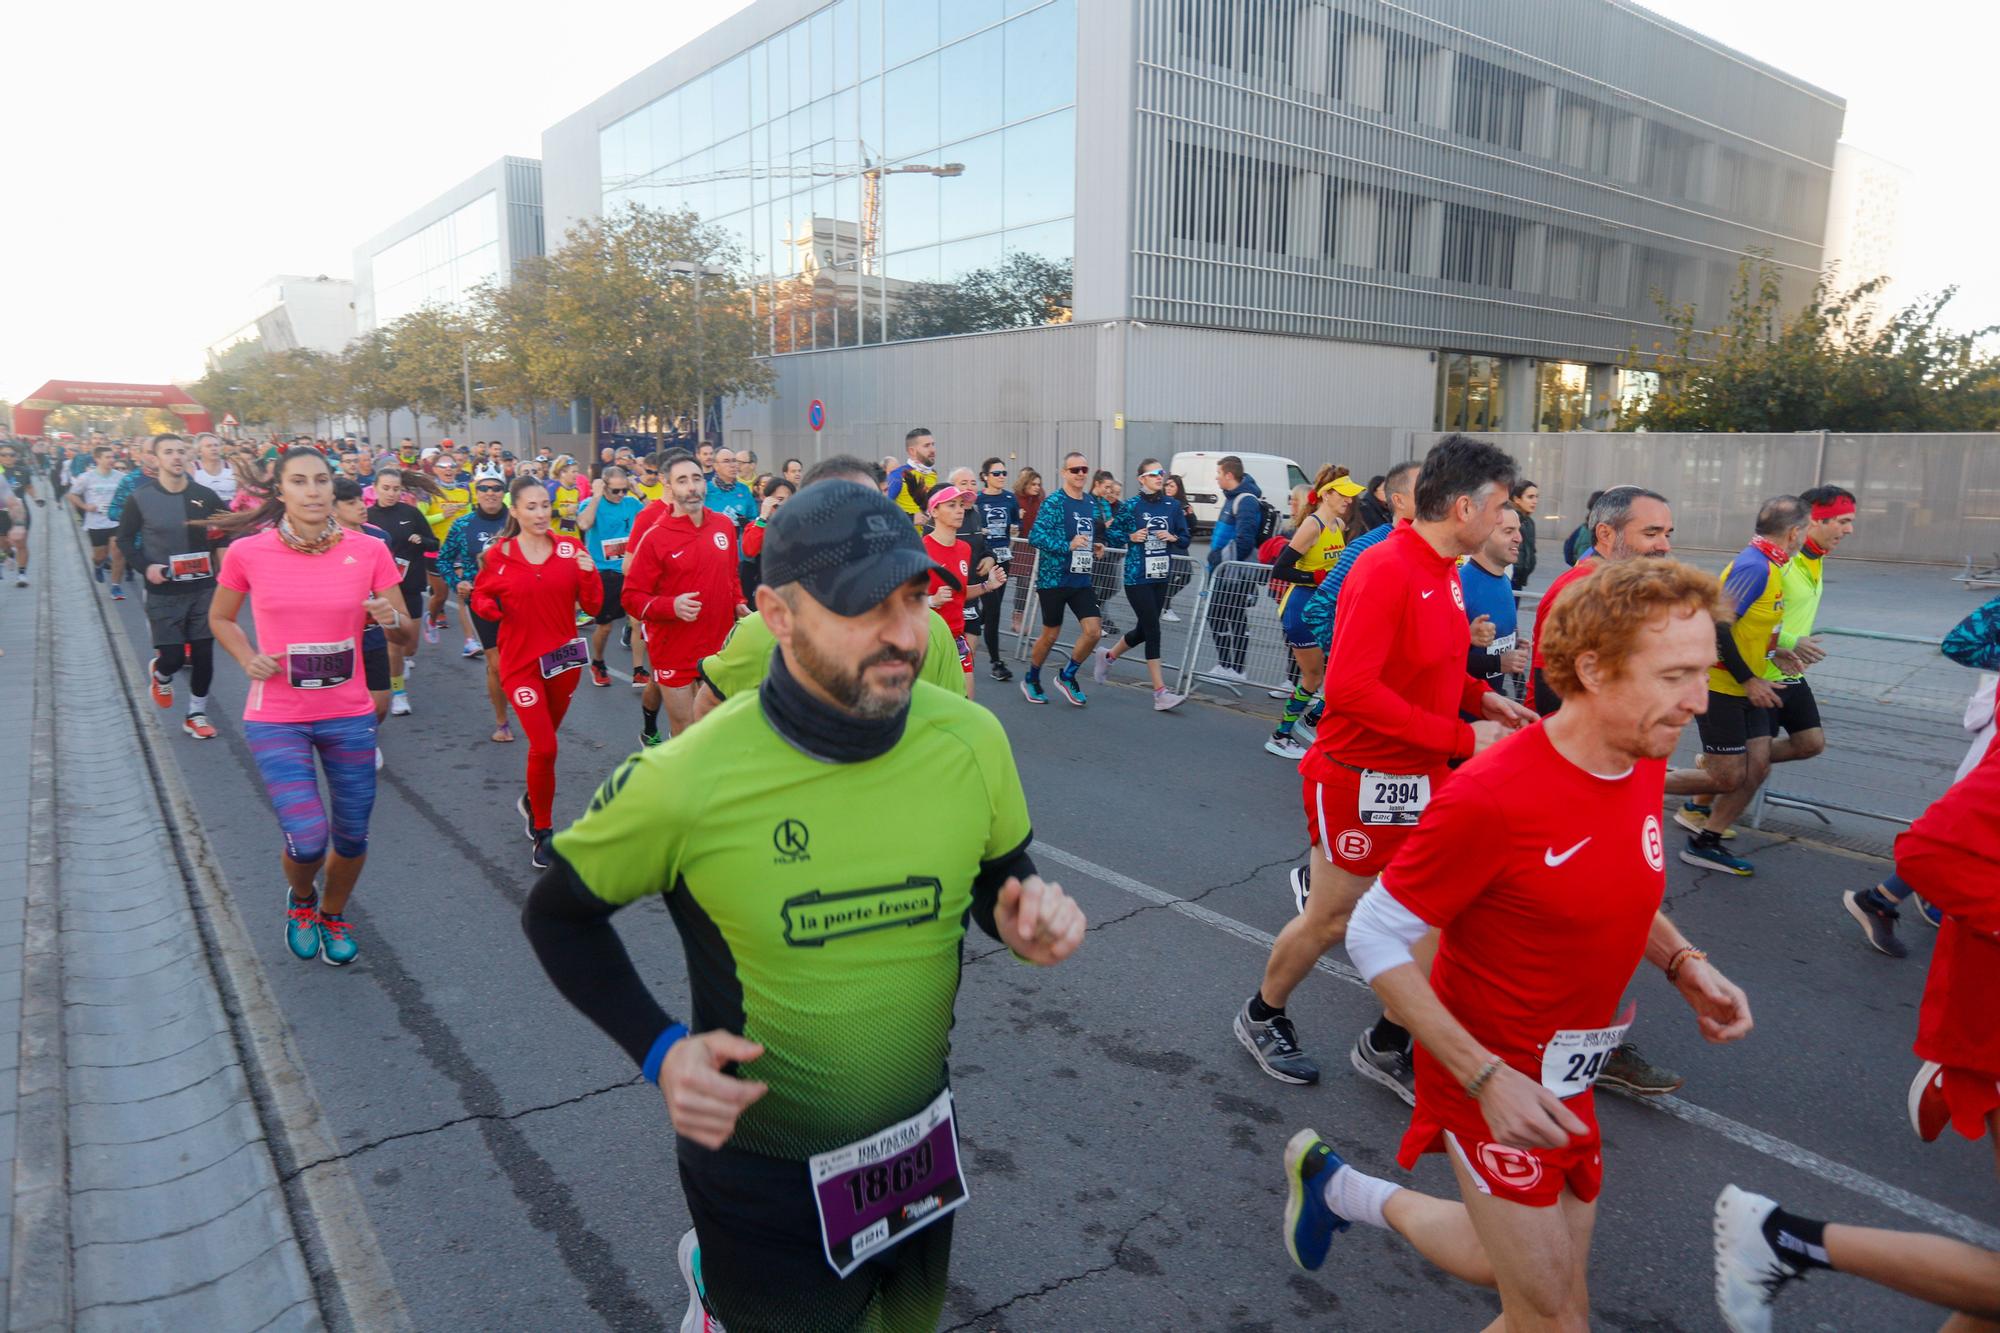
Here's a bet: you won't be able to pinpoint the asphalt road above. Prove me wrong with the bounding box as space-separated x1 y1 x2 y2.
98 578 1996 1332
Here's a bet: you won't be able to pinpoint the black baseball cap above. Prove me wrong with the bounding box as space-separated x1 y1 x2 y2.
762 481 960 615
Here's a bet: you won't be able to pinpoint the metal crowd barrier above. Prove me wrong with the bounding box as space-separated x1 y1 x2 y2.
1177 559 1303 701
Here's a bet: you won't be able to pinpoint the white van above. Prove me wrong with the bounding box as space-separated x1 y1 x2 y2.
1170 451 1310 535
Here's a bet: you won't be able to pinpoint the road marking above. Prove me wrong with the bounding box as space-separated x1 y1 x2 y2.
1032 839 2000 1251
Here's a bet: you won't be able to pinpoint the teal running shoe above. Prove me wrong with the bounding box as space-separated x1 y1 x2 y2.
285 891 320 961
317 912 359 966
1282 1128 1350 1271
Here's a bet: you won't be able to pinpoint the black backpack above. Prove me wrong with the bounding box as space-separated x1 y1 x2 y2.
1252 495 1282 544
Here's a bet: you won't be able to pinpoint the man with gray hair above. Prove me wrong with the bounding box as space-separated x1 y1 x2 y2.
1527 485 1674 717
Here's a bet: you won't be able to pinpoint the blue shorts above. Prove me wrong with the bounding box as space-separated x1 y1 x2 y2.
1280 585 1319 650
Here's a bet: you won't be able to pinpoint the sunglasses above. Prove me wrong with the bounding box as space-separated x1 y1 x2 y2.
608 488 629 497
1140 470 1164 478
1065 465 1088 474
987 469 1008 477
475 484 505 493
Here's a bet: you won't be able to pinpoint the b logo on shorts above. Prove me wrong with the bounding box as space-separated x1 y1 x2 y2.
1642 815 1665 872
513 685 539 708
713 531 730 551
1476 1141 1544 1190
1334 830 1372 862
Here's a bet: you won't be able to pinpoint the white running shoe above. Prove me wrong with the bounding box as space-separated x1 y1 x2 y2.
389 691 411 716
1091 648 1113 685
1268 687 1293 700
1264 735 1307 761
1289 864 1310 915
12 573 25 588
1713 1184 1803 1333
1153 689 1185 712
1161 608 1181 623
374 748 384 772
677 1228 725 1332
1208 665 1249 684
462 637 483 659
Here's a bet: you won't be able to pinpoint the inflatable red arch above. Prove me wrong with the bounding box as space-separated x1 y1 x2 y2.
11 380 213 436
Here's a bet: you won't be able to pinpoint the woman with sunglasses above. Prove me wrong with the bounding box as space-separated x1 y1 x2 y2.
472 476 603 868
972 457 1020 681
439 477 517 741
1264 465 1364 760
209 448 410 967
1094 458 1190 710
579 465 645 687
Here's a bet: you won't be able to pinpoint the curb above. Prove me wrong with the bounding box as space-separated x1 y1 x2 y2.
60 513 411 1332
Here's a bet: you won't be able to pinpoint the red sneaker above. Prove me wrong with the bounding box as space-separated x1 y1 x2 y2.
182 713 218 741
147 656 172 708
1909 1060 1947 1143
590 662 612 688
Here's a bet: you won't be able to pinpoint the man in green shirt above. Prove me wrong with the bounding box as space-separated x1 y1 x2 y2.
522 480 1085 1332
1770 484 1855 763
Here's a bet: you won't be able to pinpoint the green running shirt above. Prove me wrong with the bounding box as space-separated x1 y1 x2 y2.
553 681 1031 1159
698 608 968 702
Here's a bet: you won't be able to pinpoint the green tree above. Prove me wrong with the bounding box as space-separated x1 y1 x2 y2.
342 328 410 448
383 304 479 444
469 262 557 455
1622 255 2000 432
895 253 1074 341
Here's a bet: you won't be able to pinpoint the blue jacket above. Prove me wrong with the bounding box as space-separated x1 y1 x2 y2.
1207 474 1265 567
1028 490 1104 590
1109 493 1190 585
1300 520 1396 649
439 508 509 588
1944 596 2000 671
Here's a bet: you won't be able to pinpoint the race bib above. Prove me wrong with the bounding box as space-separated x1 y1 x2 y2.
1491 633 1517 653
287 639 355 690
809 1089 968 1278
601 536 627 562
1069 547 1093 575
1144 554 1170 580
394 556 411 574
1539 1004 1636 1099
538 637 590 679
1358 770 1430 826
167 551 213 581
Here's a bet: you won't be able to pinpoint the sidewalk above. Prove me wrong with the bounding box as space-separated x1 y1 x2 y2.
6 511 320 1330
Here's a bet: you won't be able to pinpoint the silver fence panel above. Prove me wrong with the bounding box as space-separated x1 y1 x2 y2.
1176 560 1306 700
1008 547 1206 671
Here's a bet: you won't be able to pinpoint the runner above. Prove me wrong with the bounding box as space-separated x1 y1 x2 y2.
332 479 404 746
115 435 230 740
209 447 409 967
1264 468 1364 757
1527 485 1674 716
104 435 159 594
1459 501 1528 698
622 451 745 746
738 477 793 598
885 428 939 531
1022 451 1106 706
1283 558 1753 1330
704 447 758 530
921 486 992 699
972 457 1020 682
190 434 240 507
521 478 1084 1332
438 477 516 741
549 457 591 536
1095 456 1191 711
422 457 476 649
1509 478 1540 593
0 442 40 587
472 478 603 867
578 465 644 688
1235 436 1535 1096
1676 495 1809 876
70 445 127 596
1718 736 1999 1333
365 468 439 716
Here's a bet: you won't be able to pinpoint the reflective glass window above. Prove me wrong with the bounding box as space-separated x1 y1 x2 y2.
940 231 1003 282
749 43 768 125
858 78 884 162
767 27 791 114
882 160 940 253
884 0 939 69
1005 216 1071 263
715 134 753 214
600 123 626 192
885 245 939 285
713 54 750 139
1004 0 1075 123
1003 109 1073 227
788 22 812 111
937 132 1002 243
811 95 834 146
833 0 859 89
833 86 859 165
646 96 676 179
682 73 713 149
810 8 835 102
941 0 1003 44
859 0 883 77
884 53 939 159
939 29 1004 144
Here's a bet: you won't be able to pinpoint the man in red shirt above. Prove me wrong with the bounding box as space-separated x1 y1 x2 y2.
1280 558 1753 1330
1234 435 1538 1094
1527 485 1673 716
623 453 746 745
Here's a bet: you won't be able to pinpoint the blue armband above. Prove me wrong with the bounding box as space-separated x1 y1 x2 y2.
641 1022 689 1085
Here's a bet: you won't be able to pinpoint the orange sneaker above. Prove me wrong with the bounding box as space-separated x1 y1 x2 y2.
182 713 217 741
147 656 173 708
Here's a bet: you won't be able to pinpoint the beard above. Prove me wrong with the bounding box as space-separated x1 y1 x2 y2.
790 623 923 719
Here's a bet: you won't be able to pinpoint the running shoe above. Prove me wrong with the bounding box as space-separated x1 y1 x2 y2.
182 714 217 741
1267 686 1292 700
641 730 664 748
1291 715 1317 743
677 1228 722 1333
13 573 24 588
1674 801 1736 839
531 831 555 870
1152 689 1185 712
1091 648 1113 684
1020 676 1048 705
1841 888 1908 959
1208 665 1249 684
1161 608 1181 623
1909 1060 1947 1143
1281 1129 1351 1272
147 657 172 708
1234 1000 1319 1085
1289 864 1310 915
620 624 632 649
317 912 358 966
1712 1185 1803 1333
390 691 412 716
516 792 535 842
632 668 650 688
1913 894 1943 928
1054 669 1087 706
1264 734 1307 761
423 615 440 645
109 584 125 601
375 748 384 771
285 891 321 962
1300 699 1324 729
590 662 612 688
988 660 1014 683
1597 1042 1683 1096
1680 832 1753 876
1350 1029 1416 1106
461 637 482 659
94 561 106 584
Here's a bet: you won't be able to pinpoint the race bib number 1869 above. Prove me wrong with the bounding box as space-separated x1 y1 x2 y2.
808 1089 968 1277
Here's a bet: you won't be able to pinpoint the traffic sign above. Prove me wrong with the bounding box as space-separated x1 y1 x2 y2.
221 413 238 428
807 399 825 432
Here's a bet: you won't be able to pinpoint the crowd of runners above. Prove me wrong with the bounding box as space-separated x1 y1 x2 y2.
4 424 1997 1331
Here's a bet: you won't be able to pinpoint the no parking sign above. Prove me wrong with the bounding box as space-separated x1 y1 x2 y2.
807 399 826 432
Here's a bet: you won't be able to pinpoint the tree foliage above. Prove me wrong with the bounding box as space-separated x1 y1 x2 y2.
896 253 1074 341
1622 255 2000 432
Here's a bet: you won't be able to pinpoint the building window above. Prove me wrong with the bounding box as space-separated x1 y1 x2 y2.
1440 202 1518 288
1450 55 1529 151
1436 352 1505 432
1543 226 1610 305
1554 91 1614 176
1170 141 1290 253
1640 120 1701 200
1535 360 1592 431
1173 0 1299 82
1615 368 1659 424
369 191 500 327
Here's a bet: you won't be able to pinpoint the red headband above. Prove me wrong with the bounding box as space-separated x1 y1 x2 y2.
1811 496 1856 520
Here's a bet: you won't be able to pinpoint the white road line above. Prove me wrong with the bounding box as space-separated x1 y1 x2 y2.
1032 839 2000 1251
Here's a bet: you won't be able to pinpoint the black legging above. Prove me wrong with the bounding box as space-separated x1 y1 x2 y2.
1120 582 1167 661
977 584 1007 659
154 638 216 699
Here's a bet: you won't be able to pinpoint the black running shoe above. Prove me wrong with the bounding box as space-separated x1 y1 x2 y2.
1842 888 1908 959
1234 1000 1319 1085
1597 1042 1684 1096
531 831 554 870
1350 1029 1416 1106
516 792 535 842
989 660 1014 683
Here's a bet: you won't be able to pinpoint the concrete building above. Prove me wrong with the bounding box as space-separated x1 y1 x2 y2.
538 0 1844 478
1820 141 1911 317
351 156 547 449
204 274 357 370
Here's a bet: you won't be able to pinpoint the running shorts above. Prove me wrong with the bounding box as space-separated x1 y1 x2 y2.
144 584 216 648
1436 1126 1604 1208
1303 767 1427 877
644 623 724 689
592 570 626 625
954 633 973 674
87 527 114 552
1768 676 1821 736
363 635 391 692
473 611 501 652
1279 586 1317 651
1037 585 1099 628
1695 690 1773 755
677 1141 954 1332
0 512 10 538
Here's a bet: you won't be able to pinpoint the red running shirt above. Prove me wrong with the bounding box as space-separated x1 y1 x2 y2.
1305 524 1490 779
924 534 971 636
1380 725 1668 1160
1527 556 1600 711
622 507 741 642
469 535 603 681
1903 737 2000 1079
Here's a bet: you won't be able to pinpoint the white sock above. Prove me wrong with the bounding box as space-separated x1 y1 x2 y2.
188 695 208 715
1322 1163 1400 1230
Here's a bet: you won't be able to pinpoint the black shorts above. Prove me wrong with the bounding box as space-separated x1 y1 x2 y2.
473 611 501 652
677 1141 953 1331
1696 690 1774 755
593 570 626 625
87 527 114 552
144 584 216 649
1037 585 1100 629
1769 676 1822 736
363 635 391 692
0 512 10 538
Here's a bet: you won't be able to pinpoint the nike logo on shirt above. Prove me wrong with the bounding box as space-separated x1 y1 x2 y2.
1544 838 1591 867
1421 589 1434 599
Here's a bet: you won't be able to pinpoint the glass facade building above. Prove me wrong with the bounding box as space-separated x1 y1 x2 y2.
598 0 1078 353
368 193 501 327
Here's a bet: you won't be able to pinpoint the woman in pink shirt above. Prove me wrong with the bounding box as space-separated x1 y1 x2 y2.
210 447 413 967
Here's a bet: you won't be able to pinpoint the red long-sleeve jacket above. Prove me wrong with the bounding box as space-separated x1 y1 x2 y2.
620 506 742 635
1903 737 2000 1076
469 534 603 680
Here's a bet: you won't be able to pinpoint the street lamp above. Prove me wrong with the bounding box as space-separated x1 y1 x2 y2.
667 261 729 442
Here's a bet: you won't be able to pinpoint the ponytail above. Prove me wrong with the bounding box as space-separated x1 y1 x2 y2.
213 446 328 535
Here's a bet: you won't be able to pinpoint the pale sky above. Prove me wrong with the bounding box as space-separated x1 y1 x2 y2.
3 0 1992 399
